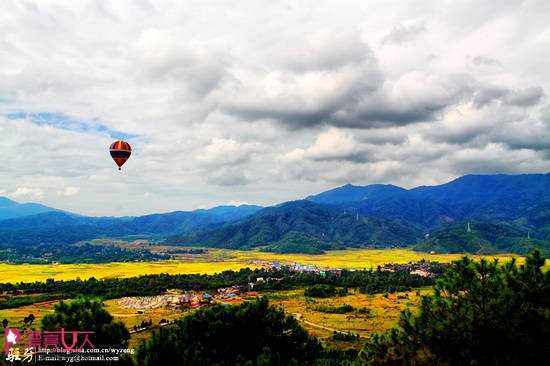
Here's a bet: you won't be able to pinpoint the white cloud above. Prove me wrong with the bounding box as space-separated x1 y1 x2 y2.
12 187 45 201
57 186 80 197
285 128 369 163
0 0 549 215
225 201 250 207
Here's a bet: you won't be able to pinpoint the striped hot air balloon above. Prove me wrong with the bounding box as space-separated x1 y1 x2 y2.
109 140 131 170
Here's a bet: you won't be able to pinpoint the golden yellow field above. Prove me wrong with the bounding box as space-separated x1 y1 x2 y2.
0 298 190 348
0 248 543 283
221 248 534 269
0 259 258 283
0 288 429 350
266 287 431 347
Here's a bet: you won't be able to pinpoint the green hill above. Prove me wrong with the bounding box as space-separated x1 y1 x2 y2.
169 200 420 252
415 221 550 255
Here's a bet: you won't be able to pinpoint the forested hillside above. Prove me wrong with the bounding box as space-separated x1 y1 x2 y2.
1 173 549 256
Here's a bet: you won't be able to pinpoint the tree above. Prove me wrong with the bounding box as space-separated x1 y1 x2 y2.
357 249 550 365
136 297 322 365
41 298 130 348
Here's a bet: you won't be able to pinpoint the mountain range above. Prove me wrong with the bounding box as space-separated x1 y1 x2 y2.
0 197 60 220
1 173 549 258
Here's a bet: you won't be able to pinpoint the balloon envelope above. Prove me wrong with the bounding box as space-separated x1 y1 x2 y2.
109 140 131 170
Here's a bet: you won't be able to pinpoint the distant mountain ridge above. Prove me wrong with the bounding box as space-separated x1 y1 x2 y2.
0 196 59 220
1 173 549 255
305 183 406 205
174 173 550 254
0 203 263 248
308 173 550 229
173 200 420 252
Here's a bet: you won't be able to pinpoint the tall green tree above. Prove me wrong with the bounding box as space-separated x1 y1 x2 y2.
357 250 550 365
136 297 322 365
41 297 130 348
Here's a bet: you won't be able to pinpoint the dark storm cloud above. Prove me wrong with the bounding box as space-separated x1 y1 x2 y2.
472 87 508 108
382 23 426 45
472 86 544 108
224 71 476 130
329 96 452 129
224 96 450 130
223 105 333 130
451 159 523 175
471 55 503 67
503 87 544 107
206 167 255 186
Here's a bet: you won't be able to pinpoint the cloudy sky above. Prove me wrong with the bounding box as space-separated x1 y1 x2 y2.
1 0 549 216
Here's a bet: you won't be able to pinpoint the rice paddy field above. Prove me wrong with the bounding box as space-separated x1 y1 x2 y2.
0 298 189 348
266 287 433 347
0 248 542 283
0 288 429 349
1 248 546 352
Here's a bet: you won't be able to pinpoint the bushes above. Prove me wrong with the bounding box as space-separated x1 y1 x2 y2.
136 298 322 365
314 304 354 314
355 307 371 315
304 285 348 298
41 298 130 348
332 331 360 342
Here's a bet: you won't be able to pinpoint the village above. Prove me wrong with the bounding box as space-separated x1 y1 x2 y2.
116 259 443 323
378 260 448 278
117 286 258 313
116 261 340 314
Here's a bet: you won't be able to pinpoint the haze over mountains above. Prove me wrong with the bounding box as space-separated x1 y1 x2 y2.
1 173 549 258
0 197 60 220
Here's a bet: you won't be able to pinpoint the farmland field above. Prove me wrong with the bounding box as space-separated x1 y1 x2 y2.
0 299 188 348
0 247 542 283
265 287 433 347
0 287 430 349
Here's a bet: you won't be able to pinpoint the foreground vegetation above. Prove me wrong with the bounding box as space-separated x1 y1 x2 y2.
136 298 326 365
359 250 550 364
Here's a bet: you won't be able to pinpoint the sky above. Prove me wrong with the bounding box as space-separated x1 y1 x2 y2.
1 0 549 216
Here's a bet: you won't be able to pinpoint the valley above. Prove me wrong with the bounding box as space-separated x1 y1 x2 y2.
0 287 431 350
1 174 550 262
0 247 540 283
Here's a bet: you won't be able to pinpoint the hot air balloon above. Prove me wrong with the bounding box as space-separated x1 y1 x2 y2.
109 140 131 170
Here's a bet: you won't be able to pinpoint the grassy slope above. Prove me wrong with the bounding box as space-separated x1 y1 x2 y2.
0 288 430 350
265 288 431 348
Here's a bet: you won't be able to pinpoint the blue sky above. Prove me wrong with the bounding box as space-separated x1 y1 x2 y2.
6 112 136 140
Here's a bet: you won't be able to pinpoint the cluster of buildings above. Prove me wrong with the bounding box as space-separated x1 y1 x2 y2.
118 285 263 312
252 260 343 276
117 292 212 310
378 261 447 278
